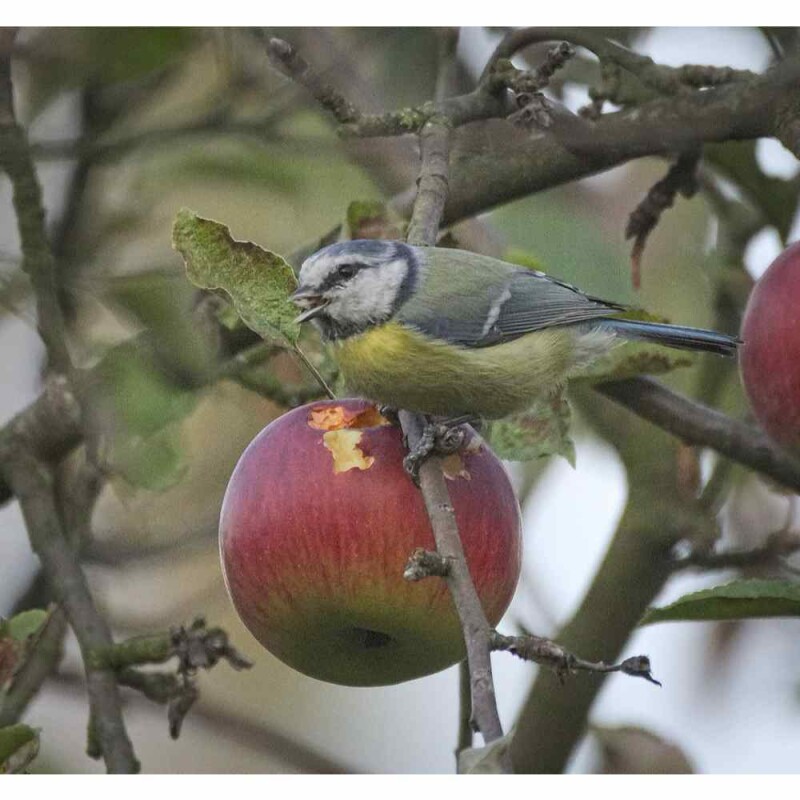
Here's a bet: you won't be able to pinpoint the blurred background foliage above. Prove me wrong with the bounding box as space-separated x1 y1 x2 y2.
1 26 800 773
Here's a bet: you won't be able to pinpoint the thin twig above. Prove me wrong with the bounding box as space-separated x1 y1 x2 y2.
481 28 756 93
491 632 661 686
396 38 506 745
265 36 512 140
672 529 800 572
290 344 336 399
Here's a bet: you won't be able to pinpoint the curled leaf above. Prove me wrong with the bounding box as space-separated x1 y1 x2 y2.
173 209 300 346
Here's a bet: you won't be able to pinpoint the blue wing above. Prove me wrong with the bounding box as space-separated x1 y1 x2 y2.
397 248 624 348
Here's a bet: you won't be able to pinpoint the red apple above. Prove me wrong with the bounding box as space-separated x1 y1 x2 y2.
740 241 800 454
219 399 522 686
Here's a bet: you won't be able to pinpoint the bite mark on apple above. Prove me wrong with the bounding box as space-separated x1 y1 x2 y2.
322 429 375 473
308 403 389 432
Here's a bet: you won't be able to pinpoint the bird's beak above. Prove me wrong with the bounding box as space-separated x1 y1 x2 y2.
291 288 329 324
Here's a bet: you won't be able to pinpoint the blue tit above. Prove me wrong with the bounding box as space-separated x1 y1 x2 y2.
291 239 738 419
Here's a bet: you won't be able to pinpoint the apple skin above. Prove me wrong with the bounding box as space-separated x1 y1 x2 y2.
219 399 522 686
740 241 800 455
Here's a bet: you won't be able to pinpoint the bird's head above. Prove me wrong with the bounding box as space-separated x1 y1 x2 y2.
292 239 419 340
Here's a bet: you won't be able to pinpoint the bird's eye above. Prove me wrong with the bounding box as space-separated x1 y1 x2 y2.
337 263 358 279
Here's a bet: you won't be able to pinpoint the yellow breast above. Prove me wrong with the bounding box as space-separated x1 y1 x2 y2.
335 321 577 418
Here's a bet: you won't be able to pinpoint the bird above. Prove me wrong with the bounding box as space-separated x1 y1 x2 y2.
291 239 739 421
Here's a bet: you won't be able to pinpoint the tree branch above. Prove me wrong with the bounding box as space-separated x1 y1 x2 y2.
51 670 357 774
596 377 800 493
392 55 800 224
2 449 138 772
672 529 800 572
509 483 696 773
481 28 757 92
0 38 137 773
0 38 70 375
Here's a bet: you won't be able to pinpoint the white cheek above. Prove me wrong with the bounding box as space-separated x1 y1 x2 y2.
330 260 408 325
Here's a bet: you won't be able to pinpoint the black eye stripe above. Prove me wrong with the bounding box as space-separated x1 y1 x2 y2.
317 262 369 291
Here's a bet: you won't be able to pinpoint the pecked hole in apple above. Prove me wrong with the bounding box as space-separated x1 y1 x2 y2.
307 403 390 432
322 429 376 473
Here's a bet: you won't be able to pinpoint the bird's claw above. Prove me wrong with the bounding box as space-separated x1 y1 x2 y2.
403 421 469 486
378 405 401 427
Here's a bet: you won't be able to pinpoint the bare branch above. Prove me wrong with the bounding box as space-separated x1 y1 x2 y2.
392 55 800 225
3 449 138 772
0 39 137 773
265 37 362 124
0 35 71 375
596 378 800 494
672 529 800 571
492 632 661 686
481 28 757 93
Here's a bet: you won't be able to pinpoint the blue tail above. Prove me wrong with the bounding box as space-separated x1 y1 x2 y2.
600 318 740 357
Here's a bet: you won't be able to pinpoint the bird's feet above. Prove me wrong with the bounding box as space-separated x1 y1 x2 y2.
402 415 478 485
378 405 401 427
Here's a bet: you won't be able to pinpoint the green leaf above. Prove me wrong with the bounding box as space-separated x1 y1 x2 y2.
592 725 695 773
173 209 300 346
90 343 196 491
80 28 196 85
641 579 800 625
106 270 215 386
111 427 188 493
345 200 401 241
162 144 298 195
0 725 40 774
0 638 18 688
0 609 50 688
94 344 196 438
575 339 695 383
3 610 48 643
485 388 575 465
